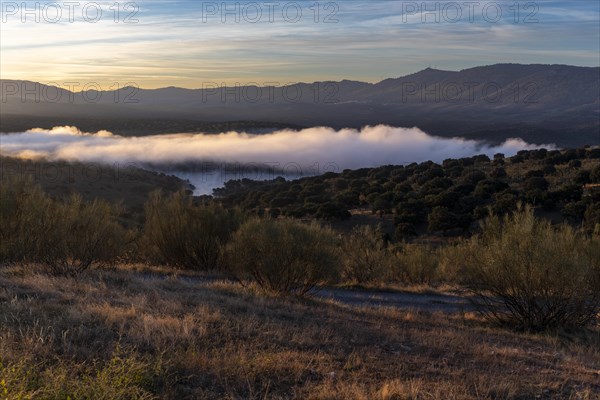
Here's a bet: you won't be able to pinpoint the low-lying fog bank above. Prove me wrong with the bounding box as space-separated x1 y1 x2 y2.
0 125 555 195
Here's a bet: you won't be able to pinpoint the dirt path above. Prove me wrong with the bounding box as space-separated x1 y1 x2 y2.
138 272 475 313
312 287 475 313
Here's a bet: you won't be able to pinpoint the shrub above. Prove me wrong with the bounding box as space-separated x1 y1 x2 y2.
0 176 49 262
0 177 125 275
395 222 417 241
591 165 600 183
142 190 242 270
562 201 587 221
437 242 471 284
341 225 389 284
224 218 340 295
461 206 600 331
315 201 351 220
391 244 440 284
584 202 600 234
0 346 161 399
39 196 126 275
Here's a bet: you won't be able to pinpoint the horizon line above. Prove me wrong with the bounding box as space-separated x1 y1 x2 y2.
1 62 599 92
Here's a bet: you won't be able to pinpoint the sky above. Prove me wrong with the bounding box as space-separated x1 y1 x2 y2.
1 0 599 88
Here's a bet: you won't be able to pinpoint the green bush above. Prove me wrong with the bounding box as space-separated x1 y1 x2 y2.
224 218 340 295
39 196 126 275
341 225 390 284
0 176 49 262
142 190 242 270
461 206 600 331
391 244 440 284
0 177 125 275
437 242 470 284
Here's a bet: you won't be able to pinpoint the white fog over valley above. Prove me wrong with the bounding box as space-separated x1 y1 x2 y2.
0 125 555 195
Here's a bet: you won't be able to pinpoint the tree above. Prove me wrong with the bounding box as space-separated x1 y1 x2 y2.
269 195 295 208
316 202 351 220
524 176 549 192
574 170 591 185
510 155 524 164
568 159 582 169
426 190 461 209
542 165 556 175
462 170 487 185
427 206 458 233
490 167 507 179
333 178 349 190
552 184 582 203
587 148 600 159
395 198 427 224
372 196 393 214
492 192 518 215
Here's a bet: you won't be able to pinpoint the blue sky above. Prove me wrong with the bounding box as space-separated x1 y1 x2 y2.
1 0 598 88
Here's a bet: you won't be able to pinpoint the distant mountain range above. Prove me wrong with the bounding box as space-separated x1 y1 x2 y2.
1 64 599 146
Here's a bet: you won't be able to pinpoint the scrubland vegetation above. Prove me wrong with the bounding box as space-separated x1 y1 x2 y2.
217 147 600 236
1 147 600 398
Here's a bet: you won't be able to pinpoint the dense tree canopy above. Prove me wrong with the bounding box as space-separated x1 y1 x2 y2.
217 147 600 241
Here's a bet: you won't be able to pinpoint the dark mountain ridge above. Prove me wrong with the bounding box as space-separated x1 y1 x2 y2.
1 64 599 146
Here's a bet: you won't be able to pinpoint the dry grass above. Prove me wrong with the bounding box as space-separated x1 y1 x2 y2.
0 265 599 399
